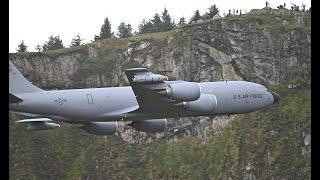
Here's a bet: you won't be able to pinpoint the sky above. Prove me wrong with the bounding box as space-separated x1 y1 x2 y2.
9 0 311 53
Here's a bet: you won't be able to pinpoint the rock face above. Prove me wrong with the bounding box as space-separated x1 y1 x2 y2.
182 11 310 86
9 9 310 143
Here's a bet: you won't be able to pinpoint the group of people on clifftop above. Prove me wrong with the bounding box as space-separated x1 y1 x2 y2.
265 1 309 12
226 1 310 18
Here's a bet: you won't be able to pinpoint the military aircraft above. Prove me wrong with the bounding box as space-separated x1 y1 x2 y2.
9 60 280 135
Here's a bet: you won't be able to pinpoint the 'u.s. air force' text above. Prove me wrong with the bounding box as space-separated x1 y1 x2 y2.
233 94 263 99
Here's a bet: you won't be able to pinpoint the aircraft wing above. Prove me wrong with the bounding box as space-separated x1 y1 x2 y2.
15 118 61 130
125 68 184 113
15 118 54 123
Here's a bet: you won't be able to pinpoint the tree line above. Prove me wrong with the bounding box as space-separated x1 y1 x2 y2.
17 5 219 52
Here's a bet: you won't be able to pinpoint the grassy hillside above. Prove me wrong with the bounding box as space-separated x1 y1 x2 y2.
148 87 310 179
10 120 151 179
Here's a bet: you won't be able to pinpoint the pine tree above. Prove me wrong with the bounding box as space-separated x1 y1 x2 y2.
151 13 162 32
99 17 112 39
161 8 174 31
190 10 202 22
17 40 27 53
117 22 132 38
138 19 153 34
42 35 64 51
204 5 219 19
70 34 83 47
137 9 174 34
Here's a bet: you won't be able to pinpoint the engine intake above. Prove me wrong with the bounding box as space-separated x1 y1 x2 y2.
82 122 118 135
183 94 218 113
165 82 201 101
128 119 167 133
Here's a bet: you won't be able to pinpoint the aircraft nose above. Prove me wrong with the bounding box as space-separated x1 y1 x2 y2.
268 90 280 103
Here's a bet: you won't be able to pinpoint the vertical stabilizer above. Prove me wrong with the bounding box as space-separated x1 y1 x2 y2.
9 61 44 94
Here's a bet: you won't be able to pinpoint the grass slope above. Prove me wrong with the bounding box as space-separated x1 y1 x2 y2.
149 87 310 179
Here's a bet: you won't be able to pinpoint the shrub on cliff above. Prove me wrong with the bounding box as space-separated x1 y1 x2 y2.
117 22 133 38
17 40 27 53
42 35 64 51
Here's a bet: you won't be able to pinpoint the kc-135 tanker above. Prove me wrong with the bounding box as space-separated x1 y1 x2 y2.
9 61 280 135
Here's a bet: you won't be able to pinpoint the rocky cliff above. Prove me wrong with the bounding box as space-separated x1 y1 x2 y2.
9 8 310 179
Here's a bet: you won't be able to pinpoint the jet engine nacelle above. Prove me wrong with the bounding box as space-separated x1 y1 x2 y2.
128 119 167 133
183 94 218 113
133 74 168 83
166 82 201 101
26 122 60 131
82 122 118 135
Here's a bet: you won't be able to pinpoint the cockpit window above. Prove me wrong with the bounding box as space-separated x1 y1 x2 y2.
256 85 267 90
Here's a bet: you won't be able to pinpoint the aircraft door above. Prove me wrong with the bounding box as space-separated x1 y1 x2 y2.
226 94 232 113
87 94 93 104
225 83 233 113
85 93 100 116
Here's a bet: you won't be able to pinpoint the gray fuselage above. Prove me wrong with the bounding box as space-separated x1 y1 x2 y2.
9 81 278 123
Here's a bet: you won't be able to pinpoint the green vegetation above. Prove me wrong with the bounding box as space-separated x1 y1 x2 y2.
137 8 175 34
10 44 86 60
286 65 311 88
169 31 184 46
203 4 219 20
70 34 84 47
95 17 113 41
42 35 64 51
117 22 133 38
148 88 310 179
74 31 174 79
9 118 149 179
17 40 27 53
153 35 167 59
190 10 202 23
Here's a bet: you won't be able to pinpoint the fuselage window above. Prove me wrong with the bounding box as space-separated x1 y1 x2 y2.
87 94 93 104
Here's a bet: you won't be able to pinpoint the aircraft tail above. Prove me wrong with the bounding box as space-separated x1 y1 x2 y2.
9 60 44 94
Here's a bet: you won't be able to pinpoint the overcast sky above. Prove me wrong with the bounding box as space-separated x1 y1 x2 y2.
9 0 311 53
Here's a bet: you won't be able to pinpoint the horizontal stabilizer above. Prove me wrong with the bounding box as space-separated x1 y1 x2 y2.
125 68 150 74
9 93 23 103
16 118 53 123
16 118 60 131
